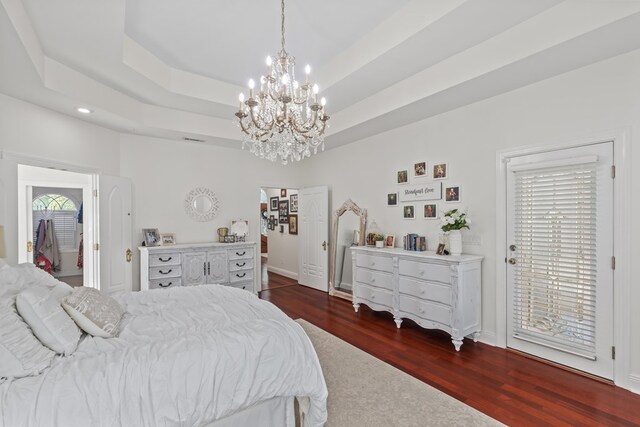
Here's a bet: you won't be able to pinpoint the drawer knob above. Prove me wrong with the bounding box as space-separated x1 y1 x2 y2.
159 282 172 288
159 269 172 275
236 251 246 256
236 273 247 278
236 262 246 267
158 257 172 262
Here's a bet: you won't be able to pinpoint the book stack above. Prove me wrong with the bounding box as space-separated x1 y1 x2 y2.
403 234 427 251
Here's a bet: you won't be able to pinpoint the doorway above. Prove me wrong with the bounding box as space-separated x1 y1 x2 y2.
260 187 300 290
504 142 614 379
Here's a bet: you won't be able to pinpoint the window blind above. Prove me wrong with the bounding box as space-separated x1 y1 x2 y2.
512 162 598 359
33 211 78 251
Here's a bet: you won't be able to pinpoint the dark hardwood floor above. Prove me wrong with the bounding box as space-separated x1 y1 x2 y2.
260 275 640 426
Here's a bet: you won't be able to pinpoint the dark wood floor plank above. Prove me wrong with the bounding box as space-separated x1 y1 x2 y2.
260 275 640 426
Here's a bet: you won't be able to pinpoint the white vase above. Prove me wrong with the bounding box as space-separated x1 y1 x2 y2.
448 230 462 255
375 240 384 248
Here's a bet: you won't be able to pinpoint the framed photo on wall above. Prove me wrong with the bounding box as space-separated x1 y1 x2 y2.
433 163 448 180
288 214 298 235
270 197 278 211
423 204 437 219
445 186 460 202
414 162 427 178
278 200 289 223
397 170 409 185
387 192 398 206
403 205 415 220
290 194 298 212
280 189 287 197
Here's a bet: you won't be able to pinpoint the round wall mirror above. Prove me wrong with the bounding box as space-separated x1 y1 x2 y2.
184 187 220 222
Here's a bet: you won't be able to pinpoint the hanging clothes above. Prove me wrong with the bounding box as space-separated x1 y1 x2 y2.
77 203 83 224
77 236 83 270
35 219 47 263
41 220 61 272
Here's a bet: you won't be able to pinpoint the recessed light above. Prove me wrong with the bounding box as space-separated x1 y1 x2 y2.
76 107 92 114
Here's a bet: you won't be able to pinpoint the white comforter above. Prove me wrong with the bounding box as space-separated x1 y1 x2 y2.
0 285 328 426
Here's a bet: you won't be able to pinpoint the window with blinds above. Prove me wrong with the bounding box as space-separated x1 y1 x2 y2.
512 162 597 359
33 194 79 251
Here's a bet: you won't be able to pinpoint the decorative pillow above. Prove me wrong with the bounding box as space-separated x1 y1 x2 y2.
0 299 56 381
62 288 124 338
16 283 82 355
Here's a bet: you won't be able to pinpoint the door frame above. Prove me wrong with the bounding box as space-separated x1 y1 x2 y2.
495 129 633 391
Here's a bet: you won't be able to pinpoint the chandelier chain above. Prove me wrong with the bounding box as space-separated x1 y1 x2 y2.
280 0 286 53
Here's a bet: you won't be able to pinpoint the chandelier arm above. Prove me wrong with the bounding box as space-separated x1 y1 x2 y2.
238 118 252 136
249 106 275 131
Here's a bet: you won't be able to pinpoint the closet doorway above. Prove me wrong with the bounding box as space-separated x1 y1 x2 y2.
259 187 300 291
18 165 95 287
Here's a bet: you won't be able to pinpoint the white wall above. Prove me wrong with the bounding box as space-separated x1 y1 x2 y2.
264 187 299 279
300 49 640 387
118 135 303 290
0 93 120 265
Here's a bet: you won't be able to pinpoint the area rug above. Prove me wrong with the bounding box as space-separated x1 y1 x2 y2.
296 319 503 427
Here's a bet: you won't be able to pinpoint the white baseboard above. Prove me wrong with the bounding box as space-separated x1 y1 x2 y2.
476 330 498 347
55 271 83 278
623 374 640 394
267 266 298 281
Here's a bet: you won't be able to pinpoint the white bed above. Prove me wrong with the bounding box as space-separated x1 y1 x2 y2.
0 280 328 426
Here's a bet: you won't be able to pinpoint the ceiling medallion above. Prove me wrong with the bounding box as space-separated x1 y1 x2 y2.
235 0 330 165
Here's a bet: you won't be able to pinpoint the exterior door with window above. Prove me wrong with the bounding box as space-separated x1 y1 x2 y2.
298 186 329 292
506 142 614 379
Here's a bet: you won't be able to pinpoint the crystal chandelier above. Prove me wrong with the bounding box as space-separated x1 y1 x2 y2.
235 0 330 164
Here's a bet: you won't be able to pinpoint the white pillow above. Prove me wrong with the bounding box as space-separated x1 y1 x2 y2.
0 299 56 381
16 283 82 355
62 288 124 338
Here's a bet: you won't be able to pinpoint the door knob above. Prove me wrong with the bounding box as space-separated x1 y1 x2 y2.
322 241 327 251
508 258 517 265
126 249 133 263
509 244 517 252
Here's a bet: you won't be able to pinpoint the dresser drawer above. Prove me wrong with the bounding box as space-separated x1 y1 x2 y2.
229 259 254 272
149 265 182 280
354 284 393 308
399 295 450 325
149 252 181 267
355 253 393 273
355 269 393 291
399 277 451 306
228 248 254 260
149 278 182 290
399 259 450 283
230 270 253 283
228 281 252 291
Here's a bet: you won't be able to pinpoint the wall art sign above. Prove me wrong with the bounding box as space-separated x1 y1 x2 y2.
398 182 442 203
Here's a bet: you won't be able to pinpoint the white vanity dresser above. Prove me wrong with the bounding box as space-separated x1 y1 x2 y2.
139 242 256 292
350 246 482 351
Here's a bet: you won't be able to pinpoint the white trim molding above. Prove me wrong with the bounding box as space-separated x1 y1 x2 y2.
267 266 299 281
495 129 633 392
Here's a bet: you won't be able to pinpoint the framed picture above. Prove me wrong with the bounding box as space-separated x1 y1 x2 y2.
288 214 298 235
445 186 460 203
403 205 415 220
142 228 161 247
278 200 289 223
436 243 446 255
385 234 395 248
160 233 176 246
290 194 298 212
387 192 398 206
280 189 287 197
366 232 377 246
270 197 278 211
397 170 409 185
423 204 437 219
414 162 427 178
433 163 448 180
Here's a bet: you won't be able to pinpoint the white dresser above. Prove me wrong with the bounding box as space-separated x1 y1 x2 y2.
350 247 483 351
139 242 256 293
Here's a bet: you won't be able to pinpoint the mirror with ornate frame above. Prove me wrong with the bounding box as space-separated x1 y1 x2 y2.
329 199 367 301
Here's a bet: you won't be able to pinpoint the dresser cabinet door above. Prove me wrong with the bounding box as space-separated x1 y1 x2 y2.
182 252 207 286
207 251 229 284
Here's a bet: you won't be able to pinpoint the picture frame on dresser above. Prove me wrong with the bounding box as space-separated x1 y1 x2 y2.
143 228 161 247
160 233 176 246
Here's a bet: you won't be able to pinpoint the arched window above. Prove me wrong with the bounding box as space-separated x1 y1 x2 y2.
33 194 79 250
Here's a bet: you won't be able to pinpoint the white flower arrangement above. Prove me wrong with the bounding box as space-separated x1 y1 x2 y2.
440 208 470 232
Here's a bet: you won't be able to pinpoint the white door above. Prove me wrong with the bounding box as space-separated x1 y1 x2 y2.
182 252 207 286
18 185 34 263
98 176 132 295
207 251 229 283
298 186 329 291
506 142 614 379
